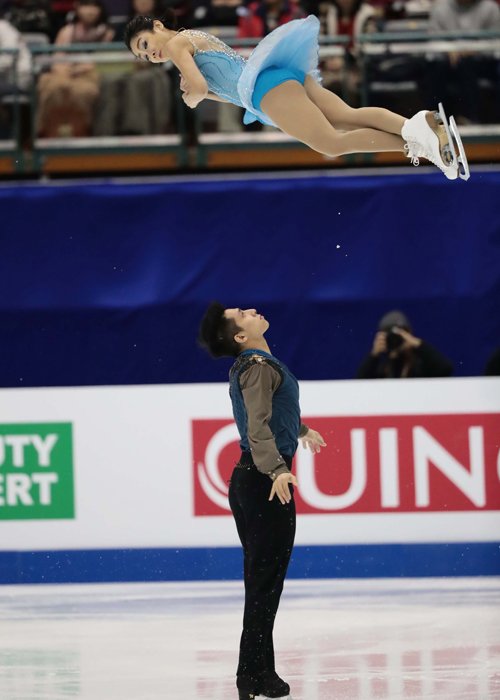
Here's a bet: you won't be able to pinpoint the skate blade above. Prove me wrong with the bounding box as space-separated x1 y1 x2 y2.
435 103 459 172
449 115 470 181
436 102 472 181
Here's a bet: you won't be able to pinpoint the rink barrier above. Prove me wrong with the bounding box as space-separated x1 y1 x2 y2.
0 543 498 584
2 174 500 384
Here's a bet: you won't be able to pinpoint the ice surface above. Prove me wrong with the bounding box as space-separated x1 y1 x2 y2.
0 578 499 699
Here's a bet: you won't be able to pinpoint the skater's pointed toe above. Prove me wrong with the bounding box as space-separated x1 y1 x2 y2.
443 165 459 180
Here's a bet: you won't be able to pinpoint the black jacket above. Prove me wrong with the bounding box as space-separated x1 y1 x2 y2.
357 341 453 379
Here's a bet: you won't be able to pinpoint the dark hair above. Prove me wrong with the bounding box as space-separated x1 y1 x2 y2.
198 302 243 358
124 10 176 50
75 0 108 25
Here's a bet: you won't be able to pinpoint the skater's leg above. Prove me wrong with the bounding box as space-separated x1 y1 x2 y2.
261 80 405 156
231 465 295 690
304 76 405 135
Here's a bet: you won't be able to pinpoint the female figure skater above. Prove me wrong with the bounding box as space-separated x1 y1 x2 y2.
124 14 469 180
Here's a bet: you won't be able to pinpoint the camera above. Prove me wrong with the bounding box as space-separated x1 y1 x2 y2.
386 326 405 351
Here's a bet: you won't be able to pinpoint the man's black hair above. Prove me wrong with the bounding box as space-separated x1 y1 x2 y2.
198 302 242 358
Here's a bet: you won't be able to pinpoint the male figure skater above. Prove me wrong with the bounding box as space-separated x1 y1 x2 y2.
198 303 326 700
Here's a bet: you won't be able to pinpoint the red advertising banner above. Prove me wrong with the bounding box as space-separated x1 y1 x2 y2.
192 414 500 517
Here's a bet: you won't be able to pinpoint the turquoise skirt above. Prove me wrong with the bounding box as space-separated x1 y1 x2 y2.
238 15 321 127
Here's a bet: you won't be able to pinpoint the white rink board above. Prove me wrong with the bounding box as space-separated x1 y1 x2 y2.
0 377 499 551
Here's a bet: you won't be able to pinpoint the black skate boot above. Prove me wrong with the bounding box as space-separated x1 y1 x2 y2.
260 671 290 698
237 673 291 699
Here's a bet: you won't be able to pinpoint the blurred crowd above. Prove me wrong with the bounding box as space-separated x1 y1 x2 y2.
0 0 499 139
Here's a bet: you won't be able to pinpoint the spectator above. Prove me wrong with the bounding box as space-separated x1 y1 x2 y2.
0 15 31 92
485 347 500 375
3 0 54 40
128 0 166 18
49 0 75 38
37 0 114 138
0 14 31 138
319 0 377 39
426 0 500 123
237 0 304 39
93 0 172 135
164 0 194 28
318 0 378 99
192 0 242 28
357 310 454 378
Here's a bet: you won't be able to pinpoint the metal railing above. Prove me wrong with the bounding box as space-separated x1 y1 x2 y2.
0 28 498 174
357 29 500 106
28 42 189 170
0 48 23 171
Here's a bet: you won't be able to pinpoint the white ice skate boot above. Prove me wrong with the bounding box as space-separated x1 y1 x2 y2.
402 105 467 180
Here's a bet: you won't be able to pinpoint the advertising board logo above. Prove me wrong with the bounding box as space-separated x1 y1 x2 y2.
0 423 75 520
192 414 500 516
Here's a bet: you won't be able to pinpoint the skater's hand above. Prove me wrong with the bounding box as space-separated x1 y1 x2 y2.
392 327 421 350
182 89 207 108
371 331 387 356
269 473 298 505
300 428 326 454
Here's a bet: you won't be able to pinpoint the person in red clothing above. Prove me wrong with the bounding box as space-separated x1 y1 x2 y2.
237 0 304 39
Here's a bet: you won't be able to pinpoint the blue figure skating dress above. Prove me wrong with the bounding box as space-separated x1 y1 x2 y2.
182 15 321 127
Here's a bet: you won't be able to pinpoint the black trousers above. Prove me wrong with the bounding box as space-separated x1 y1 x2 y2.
228 452 296 688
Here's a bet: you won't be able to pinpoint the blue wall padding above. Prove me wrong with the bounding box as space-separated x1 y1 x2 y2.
1 171 499 386
0 543 498 584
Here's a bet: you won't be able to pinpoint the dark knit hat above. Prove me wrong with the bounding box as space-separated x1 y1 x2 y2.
378 310 412 332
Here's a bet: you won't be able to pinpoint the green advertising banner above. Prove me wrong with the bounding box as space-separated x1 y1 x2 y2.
0 423 74 520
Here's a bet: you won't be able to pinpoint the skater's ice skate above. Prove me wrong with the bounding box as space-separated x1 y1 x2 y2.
437 102 470 180
238 693 291 700
238 672 291 699
402 105 469 181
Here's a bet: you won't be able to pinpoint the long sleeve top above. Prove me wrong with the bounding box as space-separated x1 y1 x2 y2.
229 349 308 480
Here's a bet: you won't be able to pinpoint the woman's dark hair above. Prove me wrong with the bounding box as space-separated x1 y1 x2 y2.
198 302 243 358
75 0 108 25
124 9 177 50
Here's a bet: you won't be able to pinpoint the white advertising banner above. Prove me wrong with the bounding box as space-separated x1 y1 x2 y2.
0 378 499 551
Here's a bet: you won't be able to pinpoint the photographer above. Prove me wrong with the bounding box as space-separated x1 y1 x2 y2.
357 310 453 379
